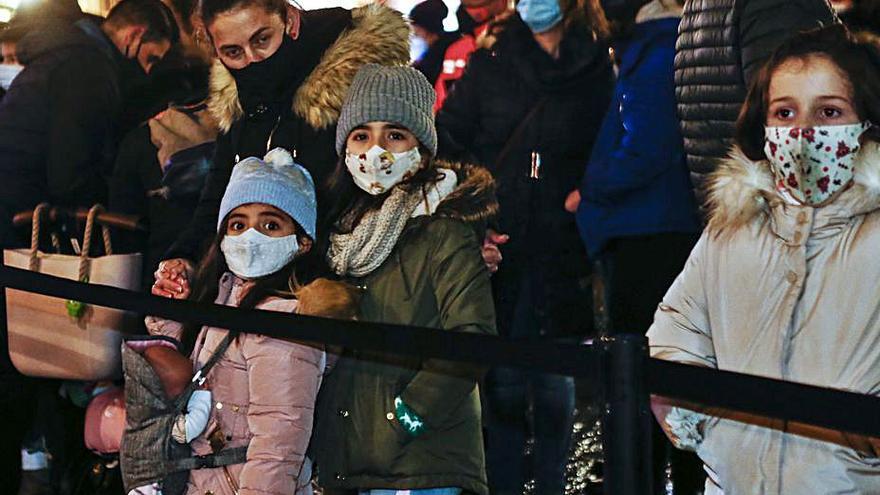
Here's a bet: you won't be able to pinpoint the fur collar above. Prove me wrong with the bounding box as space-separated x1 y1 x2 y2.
707 142 880 233
207 4 410 133
434 162 499 229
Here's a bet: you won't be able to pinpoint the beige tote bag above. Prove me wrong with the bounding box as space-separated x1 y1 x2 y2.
4 204 143 380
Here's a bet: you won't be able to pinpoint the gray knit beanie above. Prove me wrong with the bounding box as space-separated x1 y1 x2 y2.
335 64 437 156
218 148 317 240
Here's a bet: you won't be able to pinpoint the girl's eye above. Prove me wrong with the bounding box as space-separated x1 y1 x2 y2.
821 107 842 119
774 108 794 120
351 132 368 141
230 221 245 231
263 221 280 231
254 35 270 47
388 131 405 140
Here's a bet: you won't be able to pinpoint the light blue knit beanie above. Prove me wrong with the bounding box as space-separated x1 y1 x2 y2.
217 148 317 240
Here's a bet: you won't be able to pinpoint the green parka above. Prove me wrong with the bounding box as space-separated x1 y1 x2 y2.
313 164 498 495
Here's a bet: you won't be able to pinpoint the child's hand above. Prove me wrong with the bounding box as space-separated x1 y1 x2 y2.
482 229 509 275
153 258 193 299
172 390 212 444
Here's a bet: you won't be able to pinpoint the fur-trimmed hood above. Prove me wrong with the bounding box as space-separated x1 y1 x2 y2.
433 162 499 230
207 4 410 133
707 142 880 233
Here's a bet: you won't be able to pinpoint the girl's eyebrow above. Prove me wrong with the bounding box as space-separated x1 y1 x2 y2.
769 96 795 105
259 211 286 220
815 95 852 103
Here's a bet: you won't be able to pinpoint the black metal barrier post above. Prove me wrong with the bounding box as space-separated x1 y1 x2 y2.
602 333 652 495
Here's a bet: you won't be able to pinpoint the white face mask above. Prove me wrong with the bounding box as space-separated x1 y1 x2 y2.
764 122 871 206
344 145 422 195
0 64 23 91
220 228 299 279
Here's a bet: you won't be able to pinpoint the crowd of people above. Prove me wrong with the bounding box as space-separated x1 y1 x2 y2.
0 0 879 494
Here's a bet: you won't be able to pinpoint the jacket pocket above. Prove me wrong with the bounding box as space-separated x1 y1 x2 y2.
350 386 409 474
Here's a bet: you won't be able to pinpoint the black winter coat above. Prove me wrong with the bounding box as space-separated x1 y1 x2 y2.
166 6 411 263
0 19 121 248
436 15 614 338
109 125 212 290
674 0 836 194
414 32 460 86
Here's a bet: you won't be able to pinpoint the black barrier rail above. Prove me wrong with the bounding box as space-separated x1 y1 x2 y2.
6 266 880 494
648 359 880 438
0 265 598 378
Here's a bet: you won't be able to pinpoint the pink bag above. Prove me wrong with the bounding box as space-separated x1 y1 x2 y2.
84 386 126 455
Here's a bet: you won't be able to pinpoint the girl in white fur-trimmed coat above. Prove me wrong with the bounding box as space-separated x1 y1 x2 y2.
648 26 880 494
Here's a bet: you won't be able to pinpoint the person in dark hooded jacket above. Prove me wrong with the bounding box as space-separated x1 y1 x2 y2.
411 0 461 86
0 1 177 491
110 54 216 291
0 0 178 249
436 0 613 493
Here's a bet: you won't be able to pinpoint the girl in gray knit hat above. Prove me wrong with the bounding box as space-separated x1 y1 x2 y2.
312 64 499 495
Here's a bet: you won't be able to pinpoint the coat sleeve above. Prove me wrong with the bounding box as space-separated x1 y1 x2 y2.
164 131 234 261
647 233 715 451
108 126 150 254
45 57 118 207
434 53 486 165
238 299 326 495
647 232 716 368
738 0 837 85
144 315 184 342
580 57 681 204
399 218 497 430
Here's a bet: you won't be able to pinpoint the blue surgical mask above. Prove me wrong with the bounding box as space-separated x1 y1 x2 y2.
516 0 563 33
0 64 23 91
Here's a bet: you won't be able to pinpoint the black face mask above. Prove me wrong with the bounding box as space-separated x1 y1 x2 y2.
226 34 303 113
118 38 151 101
122 39 147 77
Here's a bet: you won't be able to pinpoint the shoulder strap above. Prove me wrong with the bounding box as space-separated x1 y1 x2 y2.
168 446 249 472
173 330 238 412
493 96 550 169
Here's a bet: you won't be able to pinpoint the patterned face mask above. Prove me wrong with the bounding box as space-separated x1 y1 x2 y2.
344 145 422 195
764 122 871 206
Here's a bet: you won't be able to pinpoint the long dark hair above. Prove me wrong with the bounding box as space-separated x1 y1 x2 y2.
323 146 443 238
559 0 611 39
736 25 880 161
178 215 308 355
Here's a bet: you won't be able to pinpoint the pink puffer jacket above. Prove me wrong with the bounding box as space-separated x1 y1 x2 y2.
146 272 328 495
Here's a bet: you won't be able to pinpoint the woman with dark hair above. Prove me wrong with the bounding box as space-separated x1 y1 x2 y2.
435 1 613 493
312 64 497 495
649 25 880 494
152 0 410 294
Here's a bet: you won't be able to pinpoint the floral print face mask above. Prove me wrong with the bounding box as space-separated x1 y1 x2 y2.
344 145 422 195
763 122 871 206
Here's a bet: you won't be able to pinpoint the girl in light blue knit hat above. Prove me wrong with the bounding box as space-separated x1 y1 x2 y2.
132 148 358 495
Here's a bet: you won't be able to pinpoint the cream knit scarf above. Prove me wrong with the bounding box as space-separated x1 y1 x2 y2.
328 170 457 277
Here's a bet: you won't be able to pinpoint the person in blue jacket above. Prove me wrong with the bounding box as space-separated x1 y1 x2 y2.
569 0 702 492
